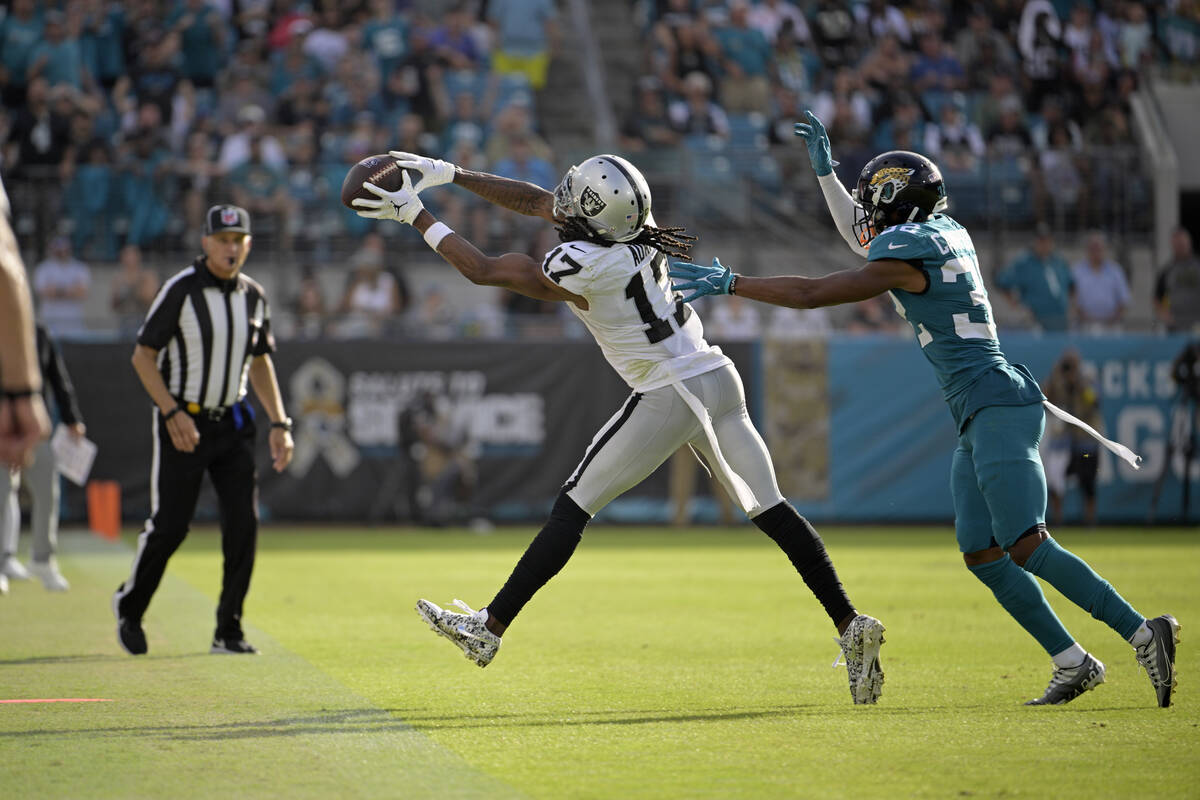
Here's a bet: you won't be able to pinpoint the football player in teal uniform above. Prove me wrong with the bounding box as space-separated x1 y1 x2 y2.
670 111 1180 708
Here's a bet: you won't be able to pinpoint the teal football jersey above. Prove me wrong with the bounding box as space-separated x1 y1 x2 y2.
867 214 1044 431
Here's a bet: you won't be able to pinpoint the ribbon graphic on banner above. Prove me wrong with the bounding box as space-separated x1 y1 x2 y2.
288 357 361 479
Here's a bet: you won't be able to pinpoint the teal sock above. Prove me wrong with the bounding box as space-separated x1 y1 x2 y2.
968 555 1074 656
1022 537 1145 640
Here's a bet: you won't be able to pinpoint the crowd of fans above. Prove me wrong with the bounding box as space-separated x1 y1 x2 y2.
1 0 1198 339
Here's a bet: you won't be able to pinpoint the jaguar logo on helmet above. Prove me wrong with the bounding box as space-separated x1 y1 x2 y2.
220 208 241 226
579 186 607 217
869 167 914 189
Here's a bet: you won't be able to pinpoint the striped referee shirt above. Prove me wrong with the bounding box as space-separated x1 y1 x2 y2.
137 256 275 409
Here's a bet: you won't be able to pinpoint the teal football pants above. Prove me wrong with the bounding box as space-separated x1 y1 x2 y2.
952 402 1047 553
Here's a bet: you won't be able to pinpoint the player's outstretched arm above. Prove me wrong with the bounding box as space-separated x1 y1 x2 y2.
795 110 868 258
354 178 582 306
388 149 557 222
670 257 924 309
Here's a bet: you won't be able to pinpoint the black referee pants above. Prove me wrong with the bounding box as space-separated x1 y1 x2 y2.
115 409 259 640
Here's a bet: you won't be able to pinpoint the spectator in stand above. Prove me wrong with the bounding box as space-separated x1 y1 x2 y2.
859 33 912 95
1159 3 1200 80
428 5 485 72
712 0 773 114
33 236 91 338
4 76 72 257
1042 348 1103 527
292 264 328 340
976 73 1024 135
653 12 719 98
66 138 118 261
110 244 159 338
230 136 294 251
771 18 814 98
168 0 227 91
845 294 905 335
870 92 924 153
1154 227 1200 334
923 96 985 172
1071 231 1130 331
809 0 858 69
857 0 911 45
1018 0 1065 113
620 77 681 152
131 27 180 126
303 5 351 73
79 0 127 91
119 125 172 248
995 224 1074 332
362 0 410 87
1118 3 1154 70
175 130 223 249
0 0 44 108
705 294 762 341
747 0 809 46
810 67 873 138
910 32 965 93
337 232 408 338
270 22 323 97
440 90 487 155
954 4 1016 80
986 97 1034 161
485 99 553 165
668 70 730 139
218 103 287 173
487 0 558 92
1036 123 1085 229
214 70 274 132
27 10 89 92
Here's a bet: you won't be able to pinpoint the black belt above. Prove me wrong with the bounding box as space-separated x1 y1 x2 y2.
184 401 229 421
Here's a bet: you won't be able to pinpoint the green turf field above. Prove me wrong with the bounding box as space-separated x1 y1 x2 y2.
1 525 1196 798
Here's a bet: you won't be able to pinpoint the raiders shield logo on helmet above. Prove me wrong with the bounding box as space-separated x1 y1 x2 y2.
580 186 607 217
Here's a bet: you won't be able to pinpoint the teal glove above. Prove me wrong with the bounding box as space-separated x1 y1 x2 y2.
669 258 734 304
793 110 838 177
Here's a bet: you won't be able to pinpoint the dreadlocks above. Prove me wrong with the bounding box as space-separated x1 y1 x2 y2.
555 217 698 259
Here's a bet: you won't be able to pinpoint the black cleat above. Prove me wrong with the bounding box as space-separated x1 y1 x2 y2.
113 591 147 655
1025 653 1105 705
211 637 260 654
1135 614 1180 708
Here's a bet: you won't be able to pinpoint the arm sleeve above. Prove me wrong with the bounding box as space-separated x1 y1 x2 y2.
817 173 870 258
39 327 83 425
251 294 276 356
137 280 186 350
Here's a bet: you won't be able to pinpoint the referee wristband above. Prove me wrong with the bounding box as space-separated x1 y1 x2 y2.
423 221 454 251
2 387 40 399
163 405 184 421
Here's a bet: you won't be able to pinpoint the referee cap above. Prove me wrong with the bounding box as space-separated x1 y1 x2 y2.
205 204 251 236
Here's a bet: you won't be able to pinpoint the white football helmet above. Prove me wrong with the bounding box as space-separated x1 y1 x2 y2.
552 154 651 243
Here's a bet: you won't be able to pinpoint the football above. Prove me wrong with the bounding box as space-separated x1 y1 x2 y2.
340 154 410 210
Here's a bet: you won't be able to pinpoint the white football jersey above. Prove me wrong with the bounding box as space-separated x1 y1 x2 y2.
541 237 730 392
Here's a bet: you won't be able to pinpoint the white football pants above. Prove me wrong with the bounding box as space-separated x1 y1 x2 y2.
564 364 784 518
0 439 60 563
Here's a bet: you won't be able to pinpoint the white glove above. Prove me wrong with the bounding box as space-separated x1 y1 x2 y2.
353 171 424 225
388 150 456 193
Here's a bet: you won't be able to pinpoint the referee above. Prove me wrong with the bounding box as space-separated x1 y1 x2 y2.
113 204 294 655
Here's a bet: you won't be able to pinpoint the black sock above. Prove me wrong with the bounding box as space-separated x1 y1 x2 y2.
487 492 591 627
753 501 855 626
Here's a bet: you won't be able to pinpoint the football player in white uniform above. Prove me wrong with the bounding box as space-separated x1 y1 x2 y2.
354 152 886 703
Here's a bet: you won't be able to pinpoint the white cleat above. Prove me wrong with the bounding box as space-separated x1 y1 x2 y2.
415 598 501 668
835 614 886 704
1 556 31 581
29 559 69 592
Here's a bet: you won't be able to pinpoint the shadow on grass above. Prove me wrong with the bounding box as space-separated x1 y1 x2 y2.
0 652 211 666
0 708 412 741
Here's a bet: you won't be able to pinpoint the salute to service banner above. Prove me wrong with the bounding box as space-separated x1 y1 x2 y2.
61 335 1194 525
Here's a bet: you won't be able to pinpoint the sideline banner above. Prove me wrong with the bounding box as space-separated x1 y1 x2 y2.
813 332 1198 524
61 340 759 523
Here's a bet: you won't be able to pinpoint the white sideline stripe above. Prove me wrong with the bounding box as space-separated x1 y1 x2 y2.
78 531 523 799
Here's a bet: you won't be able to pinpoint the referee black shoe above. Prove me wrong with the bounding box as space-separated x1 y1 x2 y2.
113 592 147 655
211 637 259 655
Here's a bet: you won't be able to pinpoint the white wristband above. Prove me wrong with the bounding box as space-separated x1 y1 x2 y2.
423 221 453 251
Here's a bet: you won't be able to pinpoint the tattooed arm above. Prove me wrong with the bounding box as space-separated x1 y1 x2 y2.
452 168 560 223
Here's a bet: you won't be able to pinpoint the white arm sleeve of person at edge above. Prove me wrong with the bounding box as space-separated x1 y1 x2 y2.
818 173 870 258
